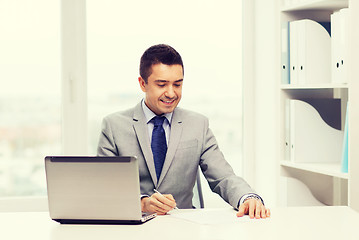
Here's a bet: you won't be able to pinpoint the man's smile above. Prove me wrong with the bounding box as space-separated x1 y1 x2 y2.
160 99 176 105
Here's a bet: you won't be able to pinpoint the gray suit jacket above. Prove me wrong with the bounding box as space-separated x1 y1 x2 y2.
97 102 256 209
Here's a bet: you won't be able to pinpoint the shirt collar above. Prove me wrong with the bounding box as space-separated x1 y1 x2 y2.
141 99 173 125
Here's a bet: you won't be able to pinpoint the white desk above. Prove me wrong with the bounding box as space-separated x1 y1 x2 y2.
1 206 358 240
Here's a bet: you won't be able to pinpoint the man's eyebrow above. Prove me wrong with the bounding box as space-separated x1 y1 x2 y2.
154 79 183 83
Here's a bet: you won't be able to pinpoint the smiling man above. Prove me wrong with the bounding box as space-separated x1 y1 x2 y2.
97 44 270 218
139 63 183 115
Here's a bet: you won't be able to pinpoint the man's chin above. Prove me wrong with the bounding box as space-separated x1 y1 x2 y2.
159 102 178 113
159 106 176 114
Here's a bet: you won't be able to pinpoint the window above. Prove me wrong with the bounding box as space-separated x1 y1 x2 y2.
0 0 243 205
0 0 61 196
87 0 243 207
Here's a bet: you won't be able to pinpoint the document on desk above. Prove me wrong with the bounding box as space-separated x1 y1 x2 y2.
169 208 262 225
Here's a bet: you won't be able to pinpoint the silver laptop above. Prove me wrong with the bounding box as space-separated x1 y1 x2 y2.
45 156 156 224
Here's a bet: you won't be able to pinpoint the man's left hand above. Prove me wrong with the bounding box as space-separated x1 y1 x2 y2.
237 198 270 219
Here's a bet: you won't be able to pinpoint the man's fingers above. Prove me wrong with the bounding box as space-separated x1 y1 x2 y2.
164 194 175 202
236 198 271 219
260 205 267 218
255 201 262 219
163 194 177 208
150 202 169 215
153 193 176 208
266 208 271 217
151 194 173 211
236 202 247 217
148 193 177 215
248 200 255 219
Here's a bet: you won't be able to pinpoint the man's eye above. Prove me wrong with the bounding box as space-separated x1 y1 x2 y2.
158 84 165 87
174 84 182 87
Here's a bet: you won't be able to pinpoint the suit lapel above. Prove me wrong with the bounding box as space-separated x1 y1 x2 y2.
157 108 183 187
132 103 158 186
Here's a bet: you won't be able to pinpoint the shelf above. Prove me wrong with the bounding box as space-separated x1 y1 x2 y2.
280 160 348 179
281 0 348 12
281 83 348 89
280 85 348 98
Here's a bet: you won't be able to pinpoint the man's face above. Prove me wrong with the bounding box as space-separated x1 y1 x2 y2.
139 63 183 115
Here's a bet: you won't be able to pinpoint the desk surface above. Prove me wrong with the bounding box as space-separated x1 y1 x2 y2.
1 206 358 240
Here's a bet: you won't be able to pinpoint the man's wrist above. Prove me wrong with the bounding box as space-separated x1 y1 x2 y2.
141 195 149 212
238 193 264 208
141 196 149 212
141 194 149 200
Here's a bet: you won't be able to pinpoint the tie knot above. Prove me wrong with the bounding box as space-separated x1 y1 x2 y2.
152 116 166 127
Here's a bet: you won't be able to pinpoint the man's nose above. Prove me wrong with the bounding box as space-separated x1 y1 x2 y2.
165 86 176 98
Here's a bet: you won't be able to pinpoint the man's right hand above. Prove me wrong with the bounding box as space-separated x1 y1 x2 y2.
141 192 177 215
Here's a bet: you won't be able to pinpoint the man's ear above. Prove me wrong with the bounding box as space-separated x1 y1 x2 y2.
138 77 147 92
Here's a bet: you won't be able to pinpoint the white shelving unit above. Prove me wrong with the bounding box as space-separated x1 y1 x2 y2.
280 161 348 179
278 0 353 207
282 0 348 11
280 83 348 89
349 0 359 212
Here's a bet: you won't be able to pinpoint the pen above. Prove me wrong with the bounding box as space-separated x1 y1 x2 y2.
154 189 179 209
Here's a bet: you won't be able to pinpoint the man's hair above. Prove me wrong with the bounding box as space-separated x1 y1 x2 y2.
139 44 184 83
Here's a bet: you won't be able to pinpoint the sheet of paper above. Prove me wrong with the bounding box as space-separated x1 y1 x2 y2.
169 208 264 225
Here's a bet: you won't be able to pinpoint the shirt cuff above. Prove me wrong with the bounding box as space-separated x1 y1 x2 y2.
237 193 265 208
141 194 149 200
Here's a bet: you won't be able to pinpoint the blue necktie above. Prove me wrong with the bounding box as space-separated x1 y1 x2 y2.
151 116 167 180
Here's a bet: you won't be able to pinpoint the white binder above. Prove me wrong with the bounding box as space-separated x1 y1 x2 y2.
280 176 325 207
339 8 349 84
284 99 291 161
290 21 298 85
331 9 349 84
290 19 331 85
331 11 340 83
289 99 343 163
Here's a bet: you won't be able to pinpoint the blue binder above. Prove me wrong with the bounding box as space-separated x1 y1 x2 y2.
281 21 290 84
341 104 348 173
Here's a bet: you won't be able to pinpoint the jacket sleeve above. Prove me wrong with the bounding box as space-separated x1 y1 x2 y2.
199 117 257 208
97 117 118 156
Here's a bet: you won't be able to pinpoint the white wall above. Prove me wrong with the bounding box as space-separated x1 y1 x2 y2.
243 0 280 207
